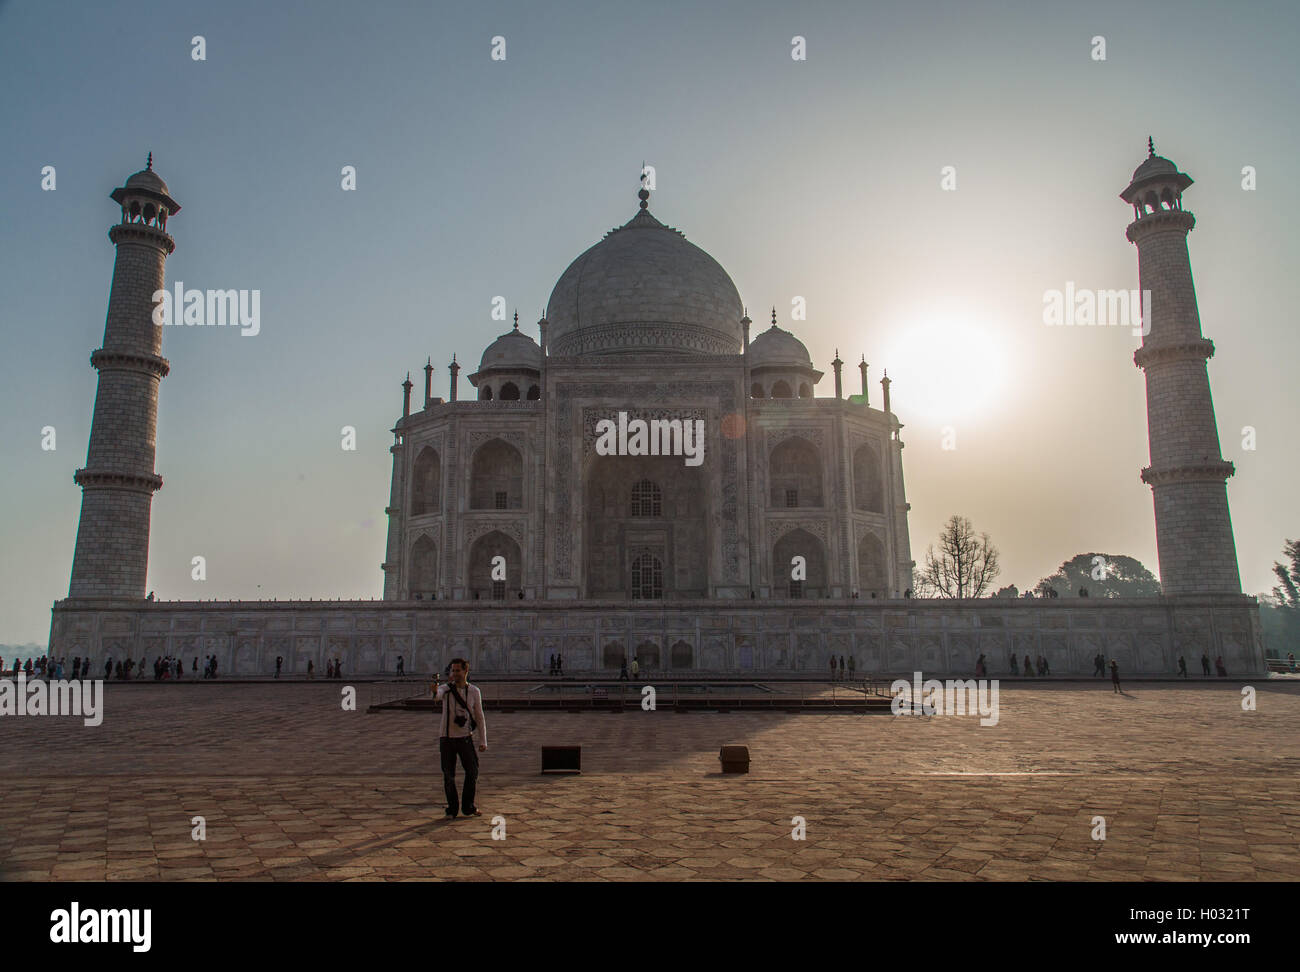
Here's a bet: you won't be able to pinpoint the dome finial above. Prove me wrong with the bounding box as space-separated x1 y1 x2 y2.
146 151 153 171
1147 136 1155 158
513 310 519 330
771 307 777 326
638 162 650 211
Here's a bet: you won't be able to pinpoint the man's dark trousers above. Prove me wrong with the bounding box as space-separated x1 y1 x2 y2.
440 735 478 814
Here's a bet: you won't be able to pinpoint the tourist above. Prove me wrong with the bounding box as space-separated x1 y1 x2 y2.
1289 652 1296 673
72 657 81 679
114 660 122 679
848 655 856 679
1178 656 1187 678
631 656 639 680
549 653 555 676
840 655 847 680
211 656 219 679
619 659 628 680
975 654 986 678
175 657 183 679
192 657 198 674
1215 656 1227 677
433 658 487 819
556 654 563 676
1008 653 1017 675
307 659 315 679
334 658 340 679
1110 658 1121 694
396 655 405 678
275 655 283 679
1200 653 1211 676
103 658 111 679
829 655 837 681
1023 656 1033 677
25 658 34 676
9 657 17 676
1094 652 1106 677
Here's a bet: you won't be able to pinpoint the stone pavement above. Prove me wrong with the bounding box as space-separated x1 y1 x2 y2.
1 681 1297 881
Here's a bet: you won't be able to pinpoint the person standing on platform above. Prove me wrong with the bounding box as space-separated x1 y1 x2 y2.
433 658 487 819
1110 659 1121 694
1178 656 1187 678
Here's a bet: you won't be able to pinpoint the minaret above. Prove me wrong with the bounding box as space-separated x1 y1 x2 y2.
859 356 869 404
1122 139 1240 594
448 354 460 402
67 156 180 599
402 373 413 418
423 358 433 406
832 349 843 399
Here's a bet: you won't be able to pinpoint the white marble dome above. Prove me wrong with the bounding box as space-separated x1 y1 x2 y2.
545 203 744 356
747 322 812 368
477 323 541 374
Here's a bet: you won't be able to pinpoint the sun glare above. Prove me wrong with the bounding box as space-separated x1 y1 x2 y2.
878 311 1011 425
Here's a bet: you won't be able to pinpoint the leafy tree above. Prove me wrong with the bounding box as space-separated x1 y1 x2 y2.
1272 539 1300 608
995 584 1019 598
1033 553 1161 598
921 515 1001 599
1261 539 1300 658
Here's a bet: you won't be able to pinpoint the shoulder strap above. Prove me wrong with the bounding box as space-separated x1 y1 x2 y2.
447 683 477 733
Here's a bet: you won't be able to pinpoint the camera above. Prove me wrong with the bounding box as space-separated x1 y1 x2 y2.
453 714 467 728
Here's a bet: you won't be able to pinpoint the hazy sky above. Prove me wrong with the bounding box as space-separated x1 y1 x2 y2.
1 0 1296 643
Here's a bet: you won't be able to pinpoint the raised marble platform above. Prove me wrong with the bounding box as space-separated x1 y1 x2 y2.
47 595 1265 676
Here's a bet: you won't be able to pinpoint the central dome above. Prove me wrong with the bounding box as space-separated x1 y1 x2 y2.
545 203 744 356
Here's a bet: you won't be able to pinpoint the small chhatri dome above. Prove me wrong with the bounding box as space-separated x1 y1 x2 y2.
544 179 745 356
747 319 813 368
1122 136 1191 204
113 153 181 214
477 324 542 374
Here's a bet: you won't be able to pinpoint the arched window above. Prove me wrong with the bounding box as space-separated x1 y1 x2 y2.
857 533 887 599
798 382 812 398
635 640 660 670
771 380 793 399
630 480 662 517
468 530 521 600
670 640 693 669
631 554 663 600
409 535 437 598
410 447 441 516
751 382 765 399
769 437 823 507
480 386 493 401
526 385 540 400
470 439 523 509
500 382 520 401
603 642 625 669
853 442 884 513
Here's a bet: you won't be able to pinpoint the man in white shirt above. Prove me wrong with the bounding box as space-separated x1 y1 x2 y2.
433 658 488 818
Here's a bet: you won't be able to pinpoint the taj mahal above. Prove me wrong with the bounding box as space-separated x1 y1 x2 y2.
48 151 1266 676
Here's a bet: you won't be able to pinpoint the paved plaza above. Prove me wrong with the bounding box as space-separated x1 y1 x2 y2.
1 680 1298 881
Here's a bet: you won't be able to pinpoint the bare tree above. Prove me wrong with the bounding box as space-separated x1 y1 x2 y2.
921 514 1001 599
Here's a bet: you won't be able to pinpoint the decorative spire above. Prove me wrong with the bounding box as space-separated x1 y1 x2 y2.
513 310 519 330
638 164 650 211
771 307 777 326
1147 136 1155 158
146 151 153 171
